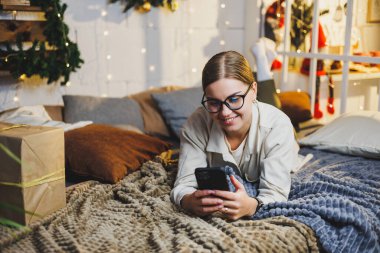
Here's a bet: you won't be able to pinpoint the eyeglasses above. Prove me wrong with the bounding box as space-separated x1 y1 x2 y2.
201 83 252 113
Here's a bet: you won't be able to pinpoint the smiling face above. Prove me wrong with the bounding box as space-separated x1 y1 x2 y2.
204 78 257 137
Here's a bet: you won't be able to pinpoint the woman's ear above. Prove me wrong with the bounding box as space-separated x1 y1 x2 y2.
252 82 258 100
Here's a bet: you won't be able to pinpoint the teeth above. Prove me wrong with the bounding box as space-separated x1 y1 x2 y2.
223 117 235 122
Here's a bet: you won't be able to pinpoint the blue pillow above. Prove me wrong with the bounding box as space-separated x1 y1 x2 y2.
152 87 203 138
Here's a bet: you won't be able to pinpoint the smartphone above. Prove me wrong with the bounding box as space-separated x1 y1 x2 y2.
195 167 231 191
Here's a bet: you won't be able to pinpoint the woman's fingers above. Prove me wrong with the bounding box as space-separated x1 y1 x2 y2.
229 175 245 191
193 190 215 198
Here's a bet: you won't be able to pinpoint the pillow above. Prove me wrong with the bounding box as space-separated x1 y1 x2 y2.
256 79 282 109
151 86 203 138
278 91 312 126
63 95 144 131
65 124 170 183
299 111 380 159
129 85 184 137
44 105 63 121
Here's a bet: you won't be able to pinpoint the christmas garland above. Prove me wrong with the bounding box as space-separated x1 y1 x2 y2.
0 0 83 85
108 0 179 13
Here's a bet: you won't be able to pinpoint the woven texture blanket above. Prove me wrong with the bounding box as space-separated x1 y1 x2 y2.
0 157 318 253
255 148 380 253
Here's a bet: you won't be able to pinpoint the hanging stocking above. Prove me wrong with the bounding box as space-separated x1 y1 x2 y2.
327 74 335 114
314 76 323 119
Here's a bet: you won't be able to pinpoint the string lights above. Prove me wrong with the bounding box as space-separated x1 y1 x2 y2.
219 2 227 50
103 4 110 97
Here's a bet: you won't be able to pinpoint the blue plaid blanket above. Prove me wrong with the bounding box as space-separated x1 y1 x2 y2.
249 148 380 253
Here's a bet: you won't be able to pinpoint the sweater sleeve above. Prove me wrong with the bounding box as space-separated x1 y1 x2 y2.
170 108 210 207
257 117 299 204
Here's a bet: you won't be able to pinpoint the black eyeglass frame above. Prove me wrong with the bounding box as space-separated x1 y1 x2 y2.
201 83 253 113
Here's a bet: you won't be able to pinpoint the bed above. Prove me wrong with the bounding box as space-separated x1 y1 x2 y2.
0 87 379 253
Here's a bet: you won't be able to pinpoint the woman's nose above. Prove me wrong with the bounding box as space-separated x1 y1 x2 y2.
219 103 232 116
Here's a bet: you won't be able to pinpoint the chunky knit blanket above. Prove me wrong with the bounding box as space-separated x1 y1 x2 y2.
255 148 380 253
0 157 318 253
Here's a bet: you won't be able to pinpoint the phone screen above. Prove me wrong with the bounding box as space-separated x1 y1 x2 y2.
195 167 231 191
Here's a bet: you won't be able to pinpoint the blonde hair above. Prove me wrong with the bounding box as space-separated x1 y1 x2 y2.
202 51 254 91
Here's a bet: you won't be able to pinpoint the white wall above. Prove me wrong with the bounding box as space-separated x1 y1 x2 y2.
62 0 249 97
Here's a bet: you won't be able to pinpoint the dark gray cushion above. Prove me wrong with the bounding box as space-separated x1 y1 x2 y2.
63 95 144 131
257 79 282 109
151 87 203 138
253 73 281 109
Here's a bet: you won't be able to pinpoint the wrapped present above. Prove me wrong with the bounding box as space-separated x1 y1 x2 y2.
0 122 65 226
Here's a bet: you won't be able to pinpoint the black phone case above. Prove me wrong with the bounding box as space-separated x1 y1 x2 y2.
195 167 230 191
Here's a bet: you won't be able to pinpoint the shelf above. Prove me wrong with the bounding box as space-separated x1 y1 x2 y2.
0 9 45 21
0 20 46 42
1 5 41 11
330 72 380 82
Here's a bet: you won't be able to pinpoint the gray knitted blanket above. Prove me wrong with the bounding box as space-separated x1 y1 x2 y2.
0 158 319 253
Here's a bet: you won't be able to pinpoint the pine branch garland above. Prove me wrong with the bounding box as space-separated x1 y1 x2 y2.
0 0 84 85
109 0 179 13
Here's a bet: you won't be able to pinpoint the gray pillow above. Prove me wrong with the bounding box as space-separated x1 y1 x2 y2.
63 95 144 131
152 87 203 138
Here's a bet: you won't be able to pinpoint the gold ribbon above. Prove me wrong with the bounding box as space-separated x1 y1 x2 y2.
0 170 65 188
0 124 28 132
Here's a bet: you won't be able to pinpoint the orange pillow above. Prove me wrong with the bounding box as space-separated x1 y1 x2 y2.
129 86 184 137
278 91 312 125
65 124 170 183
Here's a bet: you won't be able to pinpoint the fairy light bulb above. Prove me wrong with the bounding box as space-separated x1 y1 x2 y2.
276 89 281 93
219 40 225 46
66 81 71 87
66 63 70 68
297 88 301 92
106 54 111 60
13 96 19 102
65 42 69 46
104 30 109 36
101 93 108 97
4 57 8 63
101 10 107 16
220 3 226 8
141 48 147 54
191 67 197 73
225 20 230 26
149 65 156 72
107 74 112 80
57 13 61 18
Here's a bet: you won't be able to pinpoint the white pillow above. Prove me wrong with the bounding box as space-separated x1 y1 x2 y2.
299 111 380 159
0 105 92 132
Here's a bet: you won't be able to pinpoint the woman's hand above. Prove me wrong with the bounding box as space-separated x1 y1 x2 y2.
181 190 224 216
212 175 259 220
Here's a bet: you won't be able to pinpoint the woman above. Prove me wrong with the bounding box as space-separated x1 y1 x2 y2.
170 51 299 220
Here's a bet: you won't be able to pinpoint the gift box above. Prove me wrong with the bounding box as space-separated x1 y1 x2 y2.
0 122 65 226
